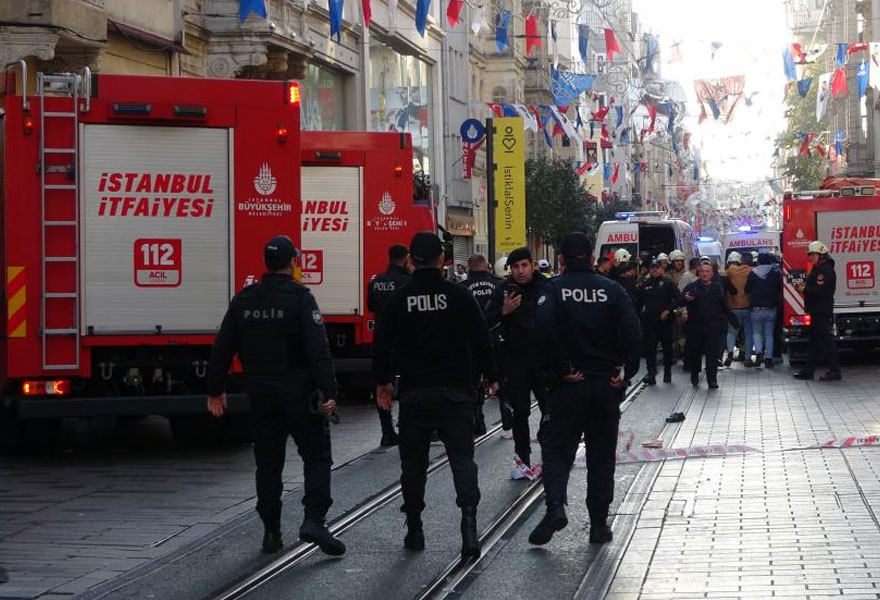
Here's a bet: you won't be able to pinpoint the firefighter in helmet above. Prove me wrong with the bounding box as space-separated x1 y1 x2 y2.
793 241 841 381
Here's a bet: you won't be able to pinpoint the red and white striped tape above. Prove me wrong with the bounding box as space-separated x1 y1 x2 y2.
615 444 759 465
821 435 880 448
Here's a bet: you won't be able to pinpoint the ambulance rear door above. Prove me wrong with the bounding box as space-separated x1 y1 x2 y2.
300 166 363 315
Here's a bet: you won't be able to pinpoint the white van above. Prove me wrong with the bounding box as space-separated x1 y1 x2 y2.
721 228 782 262
697 238 722 263
596 212 698 263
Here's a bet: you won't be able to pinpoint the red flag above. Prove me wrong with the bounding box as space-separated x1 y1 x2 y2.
604 28 621 62
527 105 542 129
446 0 464 27
814 144 826 157
487 103 504 117
832 67 847 97
790 43 805 63
577 161 593 176
848 42 868 56
646 103 657 131
611 163 620 184
799 132 815 156
601 123 610 140
362 0 371 28
592 105 609 122
525 15 540 57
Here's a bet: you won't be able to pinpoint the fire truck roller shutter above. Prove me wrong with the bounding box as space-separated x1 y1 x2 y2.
300 166 362 315
81 125 231 333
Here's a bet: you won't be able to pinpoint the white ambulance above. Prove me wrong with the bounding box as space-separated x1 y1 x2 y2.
721 227 782 262
596 212 699 263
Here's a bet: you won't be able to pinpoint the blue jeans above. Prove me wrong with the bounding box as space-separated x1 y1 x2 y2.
727 308 753 357
750 308 777 358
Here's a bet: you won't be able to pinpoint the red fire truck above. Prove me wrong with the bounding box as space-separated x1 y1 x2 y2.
299 132 434 380
0 65 433 448
782 177 880 362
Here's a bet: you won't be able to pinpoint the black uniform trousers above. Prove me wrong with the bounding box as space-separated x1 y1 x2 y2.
804 313 840 374
642 318 674 375
398 388 480 514
541 378 620 524
687 328 721 382
250 391 332 531
501 356 547 465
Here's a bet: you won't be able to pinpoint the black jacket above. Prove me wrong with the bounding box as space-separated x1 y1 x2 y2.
637 275 680 321
485 274 548 358
367 264 412 315
536 265 642 381
804 258 836 316
372 268 497 390
745 265 782 309
682 279 729 334
616 274 641 313
463 270 503 313
207 273 337 398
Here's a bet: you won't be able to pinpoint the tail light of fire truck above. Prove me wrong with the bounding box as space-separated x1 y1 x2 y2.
22 380 71 397
286 82 301 106
23 113 34 135
787 314 812 327
276 124 289 143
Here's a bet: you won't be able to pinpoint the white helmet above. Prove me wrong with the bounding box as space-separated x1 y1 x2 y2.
494 255 510 277
613 248 632 263
538 258 550 269
669 249 686 261
807 241 829 255
656 252 670 263
727 251 742 264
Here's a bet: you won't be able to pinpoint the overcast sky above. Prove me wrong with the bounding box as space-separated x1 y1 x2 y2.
632 0 790 184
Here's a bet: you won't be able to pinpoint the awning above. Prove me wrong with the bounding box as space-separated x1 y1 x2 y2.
108 20 189 54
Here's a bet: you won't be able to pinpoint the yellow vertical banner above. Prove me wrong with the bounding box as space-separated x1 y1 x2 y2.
493 118 526 257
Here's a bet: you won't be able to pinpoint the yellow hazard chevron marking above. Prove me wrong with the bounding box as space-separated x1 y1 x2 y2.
7 266 26 337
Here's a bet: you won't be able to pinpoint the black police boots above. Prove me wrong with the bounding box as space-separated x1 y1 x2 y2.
643 372 657 386
691 372 700 387
474 404 487 436
819 369 842 381
589 522 613 544
404 513 425 551
460 506 481 559
793 370 814 380
380 430 399 447
663 367 672 383
528 502 568 545
262 529 283 553
299 518 346 556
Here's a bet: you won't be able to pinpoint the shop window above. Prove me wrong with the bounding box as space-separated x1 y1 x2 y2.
298 64 346 131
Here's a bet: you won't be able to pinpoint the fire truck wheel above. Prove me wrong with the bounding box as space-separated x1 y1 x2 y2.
169 414 226 447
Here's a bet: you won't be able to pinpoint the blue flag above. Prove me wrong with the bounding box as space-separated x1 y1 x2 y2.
239 0 266 22
783 47 797 81
501 103 518 117
550 67 597 107
644 34 658 73
836 44 848 68
603 163 612 181
667 106 676 133
620 128 630 145
708 98 721 120
329 0 344 41
858 60 869 97
578 25 590 63
495 10 511 53
797 78 812 98
615 105 624 128
835 131 846 155
416 0 432 36
541 116 553 148
396 104 410 131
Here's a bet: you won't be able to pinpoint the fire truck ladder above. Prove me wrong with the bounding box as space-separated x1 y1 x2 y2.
37 71 85 371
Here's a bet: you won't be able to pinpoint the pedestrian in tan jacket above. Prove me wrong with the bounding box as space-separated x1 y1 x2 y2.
722 252 755 366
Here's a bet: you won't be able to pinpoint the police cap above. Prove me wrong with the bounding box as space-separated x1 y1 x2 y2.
506 247 533 266
410 231 443 263
264 235 300 264
560 232 592 261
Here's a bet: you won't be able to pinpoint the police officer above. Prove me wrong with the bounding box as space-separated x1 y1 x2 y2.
681 262 729 389
373 232 498 559
463 253 505 435
616 260 641 312
529 232 641 547
486 247 549 479
638 258 680 385
794 241 841 381
207 235 345 556
367 244 413 447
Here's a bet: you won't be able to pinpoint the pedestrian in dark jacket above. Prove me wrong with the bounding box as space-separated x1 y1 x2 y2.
745 253 781 368
615 261 641 313
794 241 841 381
682 263 730 389
637 259 680 384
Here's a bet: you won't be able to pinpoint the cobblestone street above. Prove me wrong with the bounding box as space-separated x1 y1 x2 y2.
606 365 880 600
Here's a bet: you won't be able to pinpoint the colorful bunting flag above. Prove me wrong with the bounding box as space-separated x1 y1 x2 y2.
495 10 511 53
471 5 488 34
783 47 797 81
644 34 658 74
710 42 722 60
603 163 612 181
578 24 590 63
797 78 812 98
871 43 880 91
525 15 540 57
858 60 869 97
615 105 624 128
239 0 267 22
550 20 559 69
816 72 831 120
798 132 815 157
831 67 847 97
446 0 464 27
836 44 848 68
604 28 622 62
362 0 371 28
415 0 431 36
550 68 597 107
611 163 620 184
790 43 805 63
329 0 344 41
835 131 846 155
848 42 868 57
801 43 828 63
